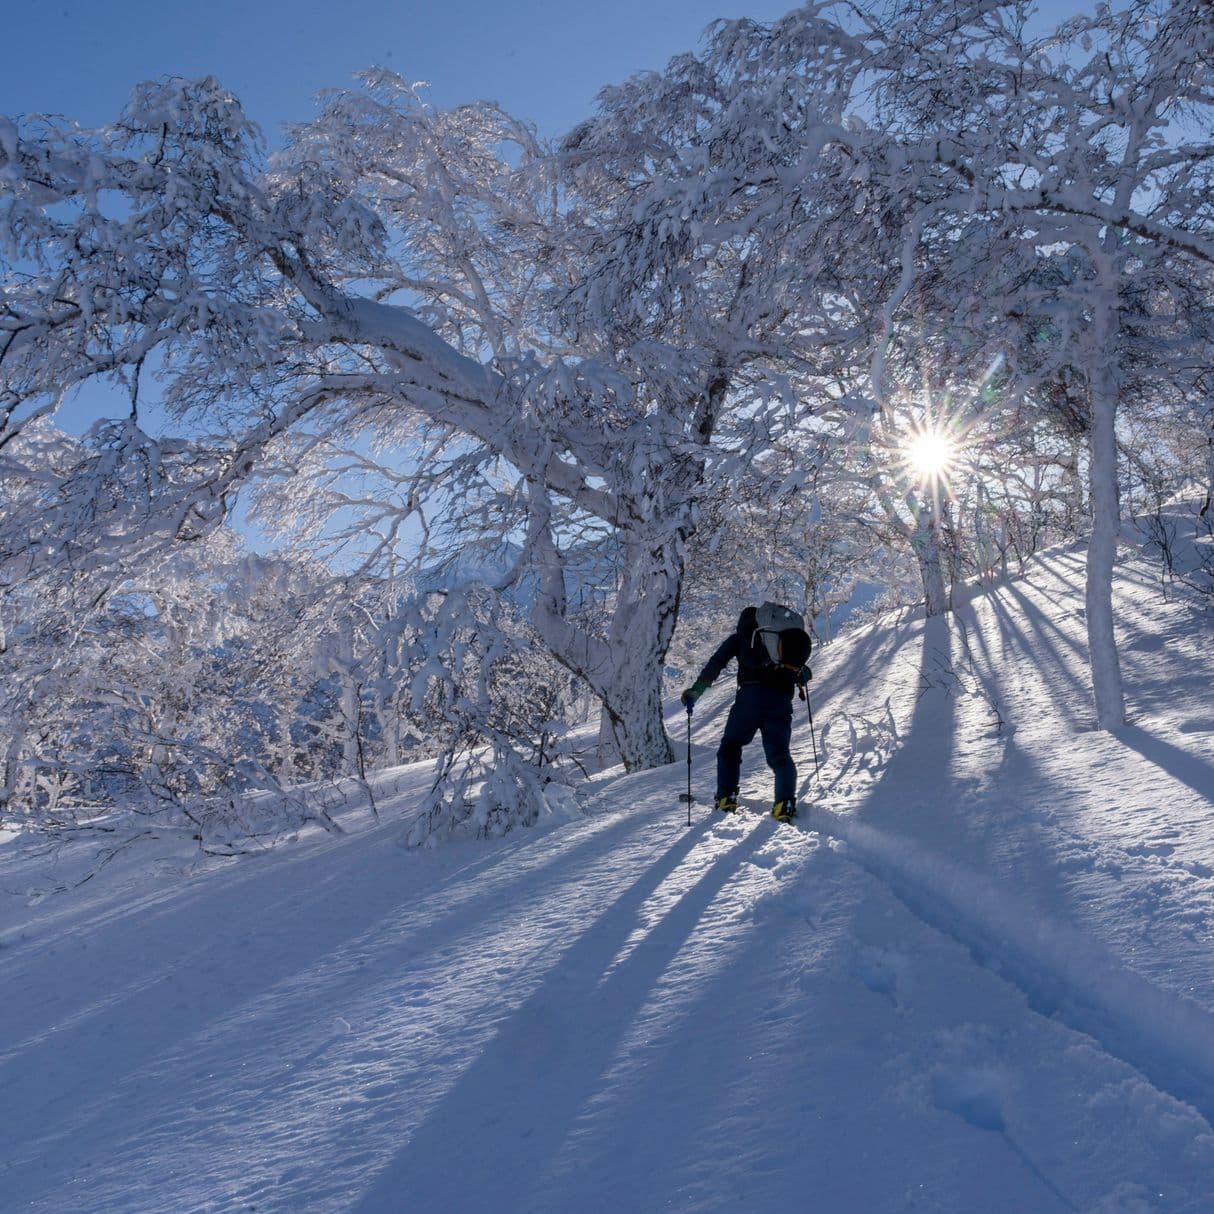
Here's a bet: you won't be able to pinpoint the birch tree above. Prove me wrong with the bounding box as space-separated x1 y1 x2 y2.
854 0 1214 726
6 0 1211 784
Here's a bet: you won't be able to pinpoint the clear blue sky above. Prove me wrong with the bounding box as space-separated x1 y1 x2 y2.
0 0 803 139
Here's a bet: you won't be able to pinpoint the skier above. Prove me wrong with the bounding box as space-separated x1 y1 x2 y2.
680 603 812 822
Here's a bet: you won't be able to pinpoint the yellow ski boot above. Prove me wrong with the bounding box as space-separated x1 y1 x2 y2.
771 798 797 823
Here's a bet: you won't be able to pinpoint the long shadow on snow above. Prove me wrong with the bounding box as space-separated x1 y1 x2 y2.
801 620 917 804
1115 724 1214 805
828 611 1054 875
818 607 1095 946
537 825 1088 1214
1000 557 1206 738
999 577 1089 663
1024 550 1091 616
818 615 959 829
985 583 1090 730
350 819 772 1214
0 804 656 1191
828 618 910 694
515 829 863 1213
949 603 1088 900
953 596 1018 721
816 616 1214 1128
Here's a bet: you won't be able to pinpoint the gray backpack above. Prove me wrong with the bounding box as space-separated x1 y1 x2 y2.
752 601 808 666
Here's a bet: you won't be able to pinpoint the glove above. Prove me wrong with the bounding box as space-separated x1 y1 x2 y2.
796 667 811 699
681 679 709 710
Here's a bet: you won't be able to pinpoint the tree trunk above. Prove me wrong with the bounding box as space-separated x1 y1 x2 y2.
532 524 677 772
1201 416 1214 526
912 506 950 617
277 707 295 778
337 618 360 774
1085 296 1126 731
597 707 619 767
378 625 402 767
1 738 24 820
602 675 674 771
383 706 401 768
1067 439 1086 535
602 532 680 770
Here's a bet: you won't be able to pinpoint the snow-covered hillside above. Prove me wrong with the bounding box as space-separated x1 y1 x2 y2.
2 520 1213 1213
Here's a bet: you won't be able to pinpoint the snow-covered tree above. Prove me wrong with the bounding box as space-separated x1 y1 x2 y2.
6 0 1213 805
402 584 585 845
0 42 873 770
845 0 1214 726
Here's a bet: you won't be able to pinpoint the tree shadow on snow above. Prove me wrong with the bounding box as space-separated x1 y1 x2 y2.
832 614 1071 905
350 820 772 1213
0 805 657 1208
845 614 959 822
1115 725 1214 805
985 584 1091 730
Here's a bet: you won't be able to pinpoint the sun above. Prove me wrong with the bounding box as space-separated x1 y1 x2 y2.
905 427 956 481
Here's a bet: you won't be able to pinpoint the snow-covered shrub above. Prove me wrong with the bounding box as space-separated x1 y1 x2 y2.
401 586 585 847
405 744 582 848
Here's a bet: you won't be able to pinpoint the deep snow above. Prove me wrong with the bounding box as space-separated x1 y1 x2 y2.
2 515 1213 1213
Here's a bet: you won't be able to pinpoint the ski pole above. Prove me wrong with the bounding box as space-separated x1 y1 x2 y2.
804 689 820 783
678 703 695 827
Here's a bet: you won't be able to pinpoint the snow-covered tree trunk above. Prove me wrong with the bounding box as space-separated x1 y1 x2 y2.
326 617 363 775
380 699 402 769
596 708 619 767
1085 288 1126 730
277 707 296 779
602 679 673 771
912 506 950 618
600 550 679 769
379 626 402 768
1202 417 1214 524
1073 437 1092 531
1 732 28 819
531 522 678 771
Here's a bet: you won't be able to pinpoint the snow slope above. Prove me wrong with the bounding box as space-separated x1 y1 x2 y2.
2 519 1213 1213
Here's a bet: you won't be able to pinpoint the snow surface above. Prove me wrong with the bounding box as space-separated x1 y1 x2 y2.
2 525 1213 1213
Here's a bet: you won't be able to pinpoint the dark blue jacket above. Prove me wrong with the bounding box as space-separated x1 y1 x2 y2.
695 610 809 698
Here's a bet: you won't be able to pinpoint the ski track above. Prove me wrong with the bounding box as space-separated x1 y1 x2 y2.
794 538 1214 1131
2 532 1213 1212
811 806 1214 1128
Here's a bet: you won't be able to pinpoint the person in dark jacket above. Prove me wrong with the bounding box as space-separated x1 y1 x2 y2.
681 606 811 821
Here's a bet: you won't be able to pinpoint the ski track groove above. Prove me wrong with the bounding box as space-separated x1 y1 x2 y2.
671 769 1214 1149
775 530 1214 1136
805 805 1214 1131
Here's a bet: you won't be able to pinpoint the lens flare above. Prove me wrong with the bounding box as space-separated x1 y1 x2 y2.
906 428 955 481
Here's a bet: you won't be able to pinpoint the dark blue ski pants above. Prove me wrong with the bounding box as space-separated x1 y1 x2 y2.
716 684 796 803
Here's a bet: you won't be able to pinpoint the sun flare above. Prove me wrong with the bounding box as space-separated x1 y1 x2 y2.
905 428 956 481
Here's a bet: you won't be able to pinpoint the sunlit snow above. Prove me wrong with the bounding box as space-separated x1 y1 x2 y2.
2 516 1212 1212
